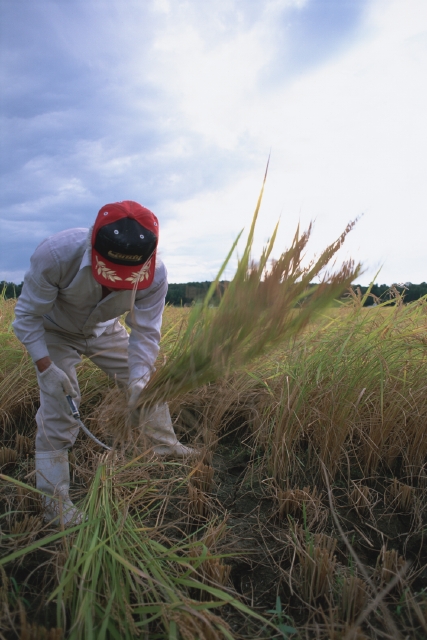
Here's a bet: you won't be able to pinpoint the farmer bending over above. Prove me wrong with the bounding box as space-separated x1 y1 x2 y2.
13 200 194 526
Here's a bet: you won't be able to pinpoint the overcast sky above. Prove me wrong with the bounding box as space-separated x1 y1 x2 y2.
1 0 426 285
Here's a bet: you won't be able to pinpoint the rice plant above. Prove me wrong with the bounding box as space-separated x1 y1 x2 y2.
2 182 427 637
48 456 268 639
139 207 360 409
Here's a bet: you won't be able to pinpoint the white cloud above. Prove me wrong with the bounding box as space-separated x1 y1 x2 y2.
1 0 426 285
150 0 427 283
148 1 305 149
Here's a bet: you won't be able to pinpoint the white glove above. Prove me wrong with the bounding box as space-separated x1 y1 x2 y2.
37 363 76 411
127 377 149 413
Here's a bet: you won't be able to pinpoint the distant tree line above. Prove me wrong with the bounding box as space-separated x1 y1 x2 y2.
1 281 23 298
0 280 228 305
168 282 427 307
165 282 228 306
351 282 427 306
3 280 427 306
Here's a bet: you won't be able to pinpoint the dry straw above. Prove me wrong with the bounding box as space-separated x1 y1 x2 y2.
135 165 361 414
4 176 427 637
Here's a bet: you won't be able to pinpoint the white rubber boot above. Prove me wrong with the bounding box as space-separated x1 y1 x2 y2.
35 449 83 526
139 404 198 457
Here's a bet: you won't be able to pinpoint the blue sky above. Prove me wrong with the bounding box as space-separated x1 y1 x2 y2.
1 0 426 284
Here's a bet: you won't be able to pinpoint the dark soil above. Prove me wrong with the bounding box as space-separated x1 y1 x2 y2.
2 409 427 639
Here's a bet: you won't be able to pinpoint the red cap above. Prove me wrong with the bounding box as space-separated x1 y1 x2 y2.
91 201 159 290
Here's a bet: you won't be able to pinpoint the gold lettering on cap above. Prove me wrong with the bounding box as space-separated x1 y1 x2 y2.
108 250 142 261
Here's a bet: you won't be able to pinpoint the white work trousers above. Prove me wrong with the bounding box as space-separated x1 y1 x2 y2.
36 320 132 451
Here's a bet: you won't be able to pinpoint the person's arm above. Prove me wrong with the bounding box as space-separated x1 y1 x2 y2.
13 237 60 363
35 355 52 372
13 241 78 405
125 262 168 384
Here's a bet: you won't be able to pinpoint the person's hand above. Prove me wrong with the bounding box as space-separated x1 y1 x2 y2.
36 362 76 411
128 376 151 428
127 378 148 412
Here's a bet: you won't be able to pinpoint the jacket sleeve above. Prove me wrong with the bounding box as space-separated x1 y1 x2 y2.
125 263 168 383
12 238 60 362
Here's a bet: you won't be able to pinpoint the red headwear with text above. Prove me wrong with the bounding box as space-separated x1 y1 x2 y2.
91 201 158 290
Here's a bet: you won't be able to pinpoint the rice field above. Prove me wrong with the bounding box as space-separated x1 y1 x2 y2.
2 289 427 639
1 205 427 638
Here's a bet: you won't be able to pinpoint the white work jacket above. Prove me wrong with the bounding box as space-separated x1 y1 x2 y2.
13 228 167 382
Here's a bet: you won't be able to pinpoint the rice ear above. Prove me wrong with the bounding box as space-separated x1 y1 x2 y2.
137 176 360 409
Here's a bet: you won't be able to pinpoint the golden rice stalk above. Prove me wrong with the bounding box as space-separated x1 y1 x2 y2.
349 484 372 517
15 432 34 457
341 625 369 640
187 461 214 521
200 449 213 466
201 517 229 550
16 485 41 513
136 169 360 412
0 566 8 607
277 486 322 527
198 558 231 590
397 484 415 513
189 461 214 493
189 544 231 602
339 576 368 624
298 545 337 604
190 547 231 587
188 483 211 518
404 590 427 634
16 590 63 640
0 353 38 431
385 478 415 512
270 383 302 479
10 514 43 536
170 608 231 640
9 515 44 549
92 386 128 442
313 532 338 555
19 622 63 640
375 545 405 590
0 446 18 468
294 527 338 604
